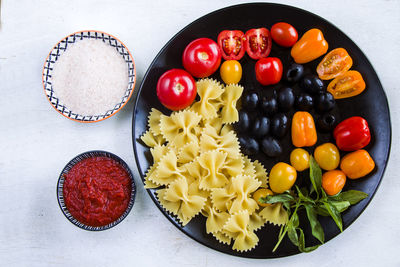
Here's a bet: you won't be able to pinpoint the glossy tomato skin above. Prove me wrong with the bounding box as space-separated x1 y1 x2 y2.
220 60 242 84
271 22 298 47
182 38 221 78
244 28 272 60
269 162 297 193
156 69 197 111
333 116 371 151
255 57 283 86
217 30 245 60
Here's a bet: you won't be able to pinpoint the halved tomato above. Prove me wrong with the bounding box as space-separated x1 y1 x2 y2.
317 48 353 80
327 70 366 99
217 30 245 60
244 28 272 60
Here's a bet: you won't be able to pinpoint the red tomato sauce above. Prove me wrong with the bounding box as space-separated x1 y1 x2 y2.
63 156 132 227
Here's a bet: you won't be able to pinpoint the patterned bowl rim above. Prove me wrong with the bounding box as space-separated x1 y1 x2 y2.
42 30 136 123
56 150 136 231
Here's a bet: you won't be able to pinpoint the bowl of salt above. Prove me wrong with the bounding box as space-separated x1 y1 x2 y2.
42 30 136 122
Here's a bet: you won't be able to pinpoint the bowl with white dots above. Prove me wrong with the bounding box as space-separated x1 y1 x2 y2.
42 30 136 122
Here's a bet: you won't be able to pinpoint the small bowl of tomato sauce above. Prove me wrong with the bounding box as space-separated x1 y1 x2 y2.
57 150 136 231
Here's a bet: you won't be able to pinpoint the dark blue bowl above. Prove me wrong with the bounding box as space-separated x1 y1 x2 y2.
57 150 136 231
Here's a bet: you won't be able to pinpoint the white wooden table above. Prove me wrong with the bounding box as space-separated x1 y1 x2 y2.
1 0 399 266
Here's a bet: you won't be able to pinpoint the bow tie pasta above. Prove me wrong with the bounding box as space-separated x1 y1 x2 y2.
140 78 288 252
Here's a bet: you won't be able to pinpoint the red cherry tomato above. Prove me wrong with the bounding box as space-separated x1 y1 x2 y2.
255 57 283 86
156 69 197 111
182 38 221 78
271 22 298 47
244 28 272 60
217 30 245 60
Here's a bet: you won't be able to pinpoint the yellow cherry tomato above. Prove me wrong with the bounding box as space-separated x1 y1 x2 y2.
290 148 310 172
220 60 242 84
269 162 297 193
253 188 274 207
314 143 340 171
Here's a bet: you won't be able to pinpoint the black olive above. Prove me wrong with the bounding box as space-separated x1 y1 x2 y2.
242 92 259 111
277 87 295 111
251 116 270 138
261 137 282 157
261 95 278 116
315 92 336 113
234 110 251 133
295 93 314 111
284 63 304 83
239 136 259 155
300 74 324 94
271 113 289 139
317 113 338 132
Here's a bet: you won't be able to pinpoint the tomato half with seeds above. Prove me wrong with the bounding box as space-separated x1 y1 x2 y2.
244 28 272 60
317 48 353 80
156 69 197 111
327 70 366 99
182 38 222 78
217 30 245 60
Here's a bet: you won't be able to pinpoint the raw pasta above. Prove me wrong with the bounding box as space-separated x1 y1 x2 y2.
140 78 285 253
220 84 243 124
190 78 224 119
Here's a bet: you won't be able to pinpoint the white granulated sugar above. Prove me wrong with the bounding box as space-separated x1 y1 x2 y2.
52 39 128 116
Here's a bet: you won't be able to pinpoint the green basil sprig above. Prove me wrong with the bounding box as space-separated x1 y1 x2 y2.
260 156 368 253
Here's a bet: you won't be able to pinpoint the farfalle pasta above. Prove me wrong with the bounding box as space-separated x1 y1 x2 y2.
190 78 224 119
140 78 287 252
220 84 243 124
160 110 201 148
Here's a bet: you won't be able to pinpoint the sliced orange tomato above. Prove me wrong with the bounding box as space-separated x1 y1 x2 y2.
317 48 353 80
327 70 366 99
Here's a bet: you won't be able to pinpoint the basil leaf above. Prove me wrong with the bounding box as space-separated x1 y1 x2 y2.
309 156 322 199
337 190 368 205
283 201 291 212
287 223 299 247
296 186 314 204
323 201 343 232
259 194 295 204
291 212 300 228
315 205 330 216
304 204 325 244
328 200 351 213
298 228 320 253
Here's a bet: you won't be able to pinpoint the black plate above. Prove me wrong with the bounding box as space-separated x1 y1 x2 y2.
132 3 391 258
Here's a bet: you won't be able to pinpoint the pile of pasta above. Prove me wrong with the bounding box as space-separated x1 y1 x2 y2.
141 78 288 252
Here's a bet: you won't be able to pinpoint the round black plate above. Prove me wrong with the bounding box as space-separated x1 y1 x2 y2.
132 3 391 258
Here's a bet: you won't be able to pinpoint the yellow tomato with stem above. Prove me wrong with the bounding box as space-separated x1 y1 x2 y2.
220 60 242 84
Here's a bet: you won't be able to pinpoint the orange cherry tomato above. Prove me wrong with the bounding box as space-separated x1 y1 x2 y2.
322 170 346 196
327 70 366 99
317 48 353 80
291 29 328 64
340 150 375 179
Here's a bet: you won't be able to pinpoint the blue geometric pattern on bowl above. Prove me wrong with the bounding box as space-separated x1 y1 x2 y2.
43 31 135 122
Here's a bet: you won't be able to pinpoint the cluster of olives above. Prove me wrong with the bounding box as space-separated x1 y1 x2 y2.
235 63 338 157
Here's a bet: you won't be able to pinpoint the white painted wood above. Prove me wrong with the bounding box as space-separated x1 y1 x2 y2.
1 0 399 266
